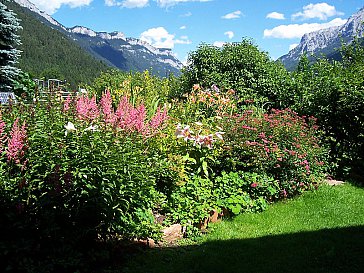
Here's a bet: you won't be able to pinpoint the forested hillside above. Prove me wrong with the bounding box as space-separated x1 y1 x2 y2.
6 0 110 87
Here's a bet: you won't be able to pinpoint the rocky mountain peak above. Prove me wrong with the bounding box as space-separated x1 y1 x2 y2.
279 7 364 70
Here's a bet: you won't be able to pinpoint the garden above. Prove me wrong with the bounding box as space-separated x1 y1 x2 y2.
1 3 364 271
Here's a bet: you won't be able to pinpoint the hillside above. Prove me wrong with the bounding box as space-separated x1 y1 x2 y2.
10 0 183 81
5 0 110 87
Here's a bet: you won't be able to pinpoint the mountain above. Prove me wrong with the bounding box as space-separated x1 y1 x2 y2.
9 0 183 83
4 0 110 87
279 7 364 70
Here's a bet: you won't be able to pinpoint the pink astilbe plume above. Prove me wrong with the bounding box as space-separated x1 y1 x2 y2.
115 96 133 129
63 94 72 112
100 90 115 124
76 95 100 121
149 106 169 130
7 118 28 164
134 104 147 134
0 113 6 153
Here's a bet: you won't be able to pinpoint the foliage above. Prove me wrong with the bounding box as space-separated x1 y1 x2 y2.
0 91 170 272
158 85 328 231
88 69 179 109
221 108 328 196
12 71 36 99
285 41 364 176
0 0 21 91
180 39 291 103
124 184 364 273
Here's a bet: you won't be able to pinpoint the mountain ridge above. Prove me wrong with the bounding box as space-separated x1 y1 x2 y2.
279 7 364 70
12 0 183 76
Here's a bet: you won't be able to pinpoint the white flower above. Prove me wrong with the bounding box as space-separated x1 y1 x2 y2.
215 131 225 141
65 121 76 136
175 124 194 141
84 124 99 132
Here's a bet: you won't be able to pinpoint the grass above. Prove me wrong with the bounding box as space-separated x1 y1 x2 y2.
123 184 364 273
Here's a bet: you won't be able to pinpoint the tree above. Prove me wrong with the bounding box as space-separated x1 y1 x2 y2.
0 0 21 92
180 39 291 104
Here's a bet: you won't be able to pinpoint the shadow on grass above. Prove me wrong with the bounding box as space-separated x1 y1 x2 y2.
124 225 364 273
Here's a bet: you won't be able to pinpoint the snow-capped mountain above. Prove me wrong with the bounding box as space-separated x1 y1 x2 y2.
279 7 364 70
12 0 183 75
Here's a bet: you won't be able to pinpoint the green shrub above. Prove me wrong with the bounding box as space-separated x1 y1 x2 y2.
0 91 168 272
180 39 291 103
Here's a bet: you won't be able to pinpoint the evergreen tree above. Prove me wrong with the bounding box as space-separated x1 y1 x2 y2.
0 0 21 92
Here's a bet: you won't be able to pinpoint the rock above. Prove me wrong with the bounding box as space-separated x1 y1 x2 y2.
162 224 183 243
209 209 219 223
325 179 345 186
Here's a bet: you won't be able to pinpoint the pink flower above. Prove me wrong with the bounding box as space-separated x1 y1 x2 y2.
7 118 27 164
115 96 133 129
0 115 6 153
149 106 168 130
175 124 194 141
100 90 115 124
63 94 72 112
201 134 214 149
241 125 257 131
134 104 147 133
251 183 258 188
76 95 100 121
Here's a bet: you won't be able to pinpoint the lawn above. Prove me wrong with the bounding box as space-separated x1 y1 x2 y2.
123 184 364 273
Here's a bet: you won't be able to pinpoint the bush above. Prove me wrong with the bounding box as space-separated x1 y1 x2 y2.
0 91 169 272
219 107 328 196
180 39 291 103
288 42 364 176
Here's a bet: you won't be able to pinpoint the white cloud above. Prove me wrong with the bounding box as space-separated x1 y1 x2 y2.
140 27 191 48
156 0 210 8
289 43 299 50
292 3 344 21
180 11 192 17
29 0 93 14
266 12 285 20
222 10 242 19
213 41 225 47
105 0 149 8
263 18 347 39
180 25 187 30
224 31 234 39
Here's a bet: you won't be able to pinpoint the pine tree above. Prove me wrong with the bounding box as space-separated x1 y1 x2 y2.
0 0 22 92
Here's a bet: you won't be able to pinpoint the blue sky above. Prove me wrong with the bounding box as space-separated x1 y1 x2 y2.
29 0 363 63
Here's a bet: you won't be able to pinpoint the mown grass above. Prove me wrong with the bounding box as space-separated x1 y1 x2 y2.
123 184 364 273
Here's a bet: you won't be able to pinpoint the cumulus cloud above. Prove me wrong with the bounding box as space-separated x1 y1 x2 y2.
289 43 299 50
156 0 210 8
292 3 344 21
180 25 187 30
140 27 191 48
263 18 347 39
105 0 149 8
224 31 234 39
29 0 93 14
266 12 285 20
213 41 225 47
222 10 242 19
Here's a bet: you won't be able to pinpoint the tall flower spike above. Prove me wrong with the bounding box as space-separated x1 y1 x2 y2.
149 106 169 130
7 118 28 164
100 90 115 124
63 94 72 112
0 113 6 153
